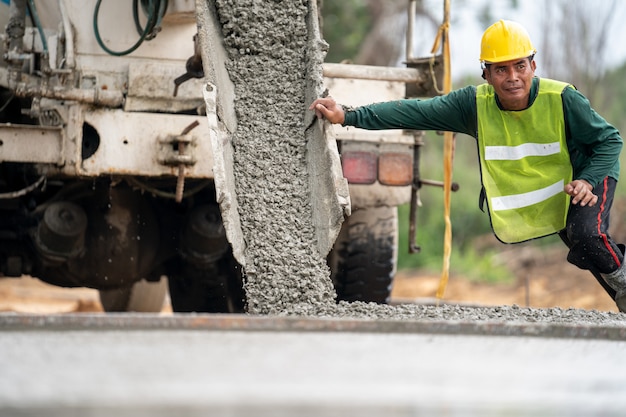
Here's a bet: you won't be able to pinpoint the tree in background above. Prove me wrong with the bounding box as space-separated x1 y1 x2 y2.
320 0 440 66
537 0 620 105
318 0 372 63
601 62 626 135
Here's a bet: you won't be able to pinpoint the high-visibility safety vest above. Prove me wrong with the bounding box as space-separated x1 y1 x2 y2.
476 78 573 243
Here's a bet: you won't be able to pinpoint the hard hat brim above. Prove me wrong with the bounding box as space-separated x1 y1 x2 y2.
480 50 537 64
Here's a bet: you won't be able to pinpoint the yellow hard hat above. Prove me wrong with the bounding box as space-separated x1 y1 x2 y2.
480 20 536 63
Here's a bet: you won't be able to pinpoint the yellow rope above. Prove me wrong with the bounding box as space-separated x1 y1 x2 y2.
430 0 454 302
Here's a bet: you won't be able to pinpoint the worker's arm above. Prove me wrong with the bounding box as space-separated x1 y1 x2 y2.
563 86 623 188
310 86 478 137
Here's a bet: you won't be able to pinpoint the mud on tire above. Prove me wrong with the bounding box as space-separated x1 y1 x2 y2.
328 206 398 303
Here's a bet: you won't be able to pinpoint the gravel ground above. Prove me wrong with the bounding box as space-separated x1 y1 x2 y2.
210 0 626 328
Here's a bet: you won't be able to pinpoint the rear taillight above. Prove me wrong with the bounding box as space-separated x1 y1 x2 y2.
378 152 413 186
341 151 413 186
341 151 377 184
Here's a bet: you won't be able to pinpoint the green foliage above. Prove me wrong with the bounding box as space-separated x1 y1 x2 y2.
450 247 515 284
396 131 514 283
598 62 626 139
319 0 372 63
398 202 514 283
594 62 626 197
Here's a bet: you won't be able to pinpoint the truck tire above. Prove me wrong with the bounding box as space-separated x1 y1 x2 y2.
99 278 168 312
328 206 398 303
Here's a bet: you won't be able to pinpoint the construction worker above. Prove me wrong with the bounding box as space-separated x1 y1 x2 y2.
310 20 626 312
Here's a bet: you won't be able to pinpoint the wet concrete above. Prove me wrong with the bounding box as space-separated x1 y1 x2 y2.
212 0 336 314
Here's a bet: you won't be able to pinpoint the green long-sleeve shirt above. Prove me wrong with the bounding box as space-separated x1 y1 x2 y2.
343 77 622 187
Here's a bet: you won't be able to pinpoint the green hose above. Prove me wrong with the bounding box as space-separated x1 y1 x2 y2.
135 0 168 40
93 0 167 56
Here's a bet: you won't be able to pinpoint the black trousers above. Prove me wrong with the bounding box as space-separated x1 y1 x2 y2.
559 176 622 298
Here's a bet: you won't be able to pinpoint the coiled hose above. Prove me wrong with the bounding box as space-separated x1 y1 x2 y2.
93 0 168 56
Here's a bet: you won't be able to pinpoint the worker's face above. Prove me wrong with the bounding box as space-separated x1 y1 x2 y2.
483 58 536 111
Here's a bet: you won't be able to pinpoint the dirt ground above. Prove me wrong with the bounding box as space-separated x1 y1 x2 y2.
0 241 618 314
392 244 619 313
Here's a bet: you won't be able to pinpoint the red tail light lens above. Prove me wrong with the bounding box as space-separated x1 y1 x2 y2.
378 153 413 186
341 151 377 184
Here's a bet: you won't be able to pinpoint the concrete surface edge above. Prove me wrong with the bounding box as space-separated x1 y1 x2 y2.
1 313 625 340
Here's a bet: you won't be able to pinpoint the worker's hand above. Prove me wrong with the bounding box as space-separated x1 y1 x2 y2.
564 179 598 207
309 96 345 125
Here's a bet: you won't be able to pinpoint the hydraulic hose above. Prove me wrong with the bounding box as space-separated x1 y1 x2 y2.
134 0 168 40
93 0 167 56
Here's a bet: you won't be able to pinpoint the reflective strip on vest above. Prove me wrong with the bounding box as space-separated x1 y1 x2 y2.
490 179 564 211
476 78 573 243
485 142 561 160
